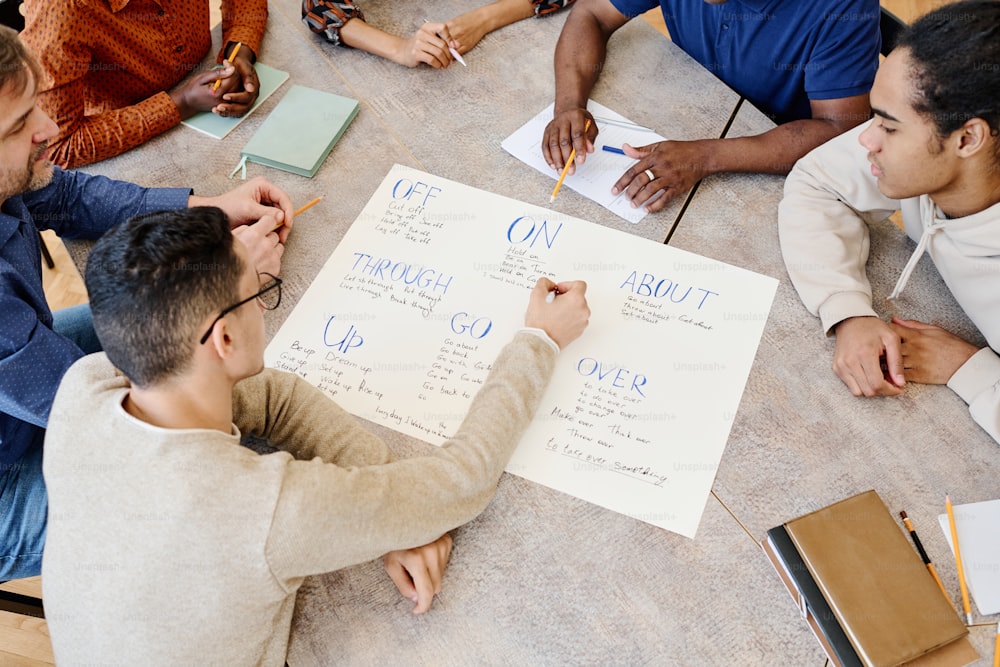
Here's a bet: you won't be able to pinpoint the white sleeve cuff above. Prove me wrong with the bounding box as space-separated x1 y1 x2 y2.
947 347 1000 405
519 327 561 354
818 291 879 335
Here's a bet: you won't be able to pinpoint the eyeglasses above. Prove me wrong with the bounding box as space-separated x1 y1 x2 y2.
199 273 282 344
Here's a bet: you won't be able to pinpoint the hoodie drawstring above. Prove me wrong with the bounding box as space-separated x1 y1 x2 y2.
887 197 946 301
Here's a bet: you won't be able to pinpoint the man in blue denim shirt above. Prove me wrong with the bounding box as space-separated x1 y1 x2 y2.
0 26 293 580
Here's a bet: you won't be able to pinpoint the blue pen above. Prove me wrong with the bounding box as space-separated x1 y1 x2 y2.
601 145 626 155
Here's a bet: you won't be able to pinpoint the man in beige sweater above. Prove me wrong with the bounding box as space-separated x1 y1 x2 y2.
42 206 589 664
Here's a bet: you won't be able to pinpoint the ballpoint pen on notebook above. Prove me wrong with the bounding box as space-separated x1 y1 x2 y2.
550 119 592 203
213 42 242 92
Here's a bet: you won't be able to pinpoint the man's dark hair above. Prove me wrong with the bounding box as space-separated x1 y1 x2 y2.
85 207 243 387
897 1 1000 141
0 24 43 96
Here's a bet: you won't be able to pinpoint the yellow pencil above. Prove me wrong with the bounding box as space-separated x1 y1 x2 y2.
213 42 242 92
993 623 1000 667
993 622 999 667
273 196 324 232
294 196 323 217
945 494 973 625
550 119 591 203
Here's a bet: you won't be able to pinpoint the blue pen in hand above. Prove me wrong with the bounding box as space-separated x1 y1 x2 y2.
601 145 626 155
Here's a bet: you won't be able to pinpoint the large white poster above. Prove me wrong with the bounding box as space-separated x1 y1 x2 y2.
265 165 777 537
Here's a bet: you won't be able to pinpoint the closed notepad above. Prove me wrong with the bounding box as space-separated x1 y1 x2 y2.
786 490 967 667
240 85 359 177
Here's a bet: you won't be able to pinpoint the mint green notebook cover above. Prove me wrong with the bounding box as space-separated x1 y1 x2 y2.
240 85 360 178
181 63 289 139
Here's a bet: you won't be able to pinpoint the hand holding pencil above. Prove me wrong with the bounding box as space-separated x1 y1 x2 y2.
273 196 324 233
395 22 459 69
550 119 592 202
213 43 242 92
208 42 261 118
542 108 597 177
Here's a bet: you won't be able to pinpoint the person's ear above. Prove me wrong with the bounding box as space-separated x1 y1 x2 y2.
954 118 992 158
205 318 237 361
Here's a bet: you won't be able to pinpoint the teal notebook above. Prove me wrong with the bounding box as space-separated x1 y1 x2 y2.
239 85 360 178
181 63 289 139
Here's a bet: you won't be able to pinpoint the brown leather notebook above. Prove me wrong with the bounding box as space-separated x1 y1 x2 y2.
785 490 968 667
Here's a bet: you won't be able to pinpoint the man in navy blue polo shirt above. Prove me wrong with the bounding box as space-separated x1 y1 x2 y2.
542 0 881 213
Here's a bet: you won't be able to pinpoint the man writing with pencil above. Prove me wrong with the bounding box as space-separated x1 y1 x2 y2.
543 0 880 213
0 25 292 582
40 205 589 663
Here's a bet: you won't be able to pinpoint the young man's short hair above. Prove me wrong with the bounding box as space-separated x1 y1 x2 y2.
85 207 243 387
898 0 1000 145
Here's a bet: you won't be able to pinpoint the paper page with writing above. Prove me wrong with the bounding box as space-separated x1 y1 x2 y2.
501 101 667 224
938 499 1000 615
264 165 777 538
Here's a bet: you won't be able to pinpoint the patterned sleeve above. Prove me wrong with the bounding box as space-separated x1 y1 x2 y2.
301 0 365 47
533 0 576 17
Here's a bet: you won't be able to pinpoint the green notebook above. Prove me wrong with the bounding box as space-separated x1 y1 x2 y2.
239 85 360 178
181 63 289 139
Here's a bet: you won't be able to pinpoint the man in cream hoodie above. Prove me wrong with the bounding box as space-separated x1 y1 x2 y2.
778 0 1000 442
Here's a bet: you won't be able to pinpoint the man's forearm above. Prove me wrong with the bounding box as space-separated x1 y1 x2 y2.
699 117 849 177
553 8 614 113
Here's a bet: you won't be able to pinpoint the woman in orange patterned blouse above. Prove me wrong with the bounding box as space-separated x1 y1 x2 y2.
21 0 268 169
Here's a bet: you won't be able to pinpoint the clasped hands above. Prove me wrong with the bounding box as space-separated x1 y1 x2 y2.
170 45 260 119
542 108 709 213
832 316 979 397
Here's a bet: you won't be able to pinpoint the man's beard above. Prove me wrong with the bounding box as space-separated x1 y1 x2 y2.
0 142 54 200
26 141 54 192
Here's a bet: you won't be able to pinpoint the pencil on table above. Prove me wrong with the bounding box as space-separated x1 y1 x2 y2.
945 494 973 625
900 510 957 613
591 116 655 132
992 622 999 667
550 119 592 203
213 42 242 92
